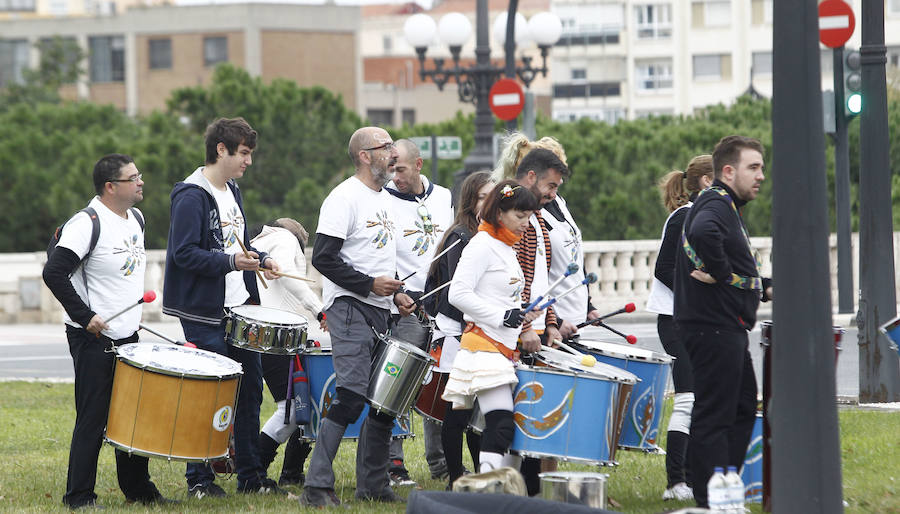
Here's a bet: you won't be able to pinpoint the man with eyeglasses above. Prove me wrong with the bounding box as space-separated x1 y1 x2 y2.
383 138 454 486
163 117 283 498
43 154 176 508
301 126 414 507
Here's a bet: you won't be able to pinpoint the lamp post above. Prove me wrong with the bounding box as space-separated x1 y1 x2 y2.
403 0 561 185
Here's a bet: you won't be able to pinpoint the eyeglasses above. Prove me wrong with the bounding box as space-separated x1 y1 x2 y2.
363 142 395 152
417 204 433 234
109 173 142 183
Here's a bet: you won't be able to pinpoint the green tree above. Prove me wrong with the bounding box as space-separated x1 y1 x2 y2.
0 37 85 110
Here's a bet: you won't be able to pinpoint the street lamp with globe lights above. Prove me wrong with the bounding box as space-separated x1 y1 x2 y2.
403 1 561 183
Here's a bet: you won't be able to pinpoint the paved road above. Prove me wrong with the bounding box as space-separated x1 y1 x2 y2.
0 317 861 399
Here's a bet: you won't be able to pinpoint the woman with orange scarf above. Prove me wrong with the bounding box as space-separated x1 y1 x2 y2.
441 179 544 474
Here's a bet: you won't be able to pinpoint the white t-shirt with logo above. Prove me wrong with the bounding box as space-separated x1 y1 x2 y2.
211 184 250 308
316 176 397 311
57 197 146 340
387 178 454 292
543 195 589 324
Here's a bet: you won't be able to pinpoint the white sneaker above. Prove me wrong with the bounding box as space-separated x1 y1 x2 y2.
662 482 693 501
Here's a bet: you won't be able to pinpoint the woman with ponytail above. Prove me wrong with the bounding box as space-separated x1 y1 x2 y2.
646 155 714 501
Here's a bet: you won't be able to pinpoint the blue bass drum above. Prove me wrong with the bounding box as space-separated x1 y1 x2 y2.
510 348 637 465
572 339 673 452
301 349 412 440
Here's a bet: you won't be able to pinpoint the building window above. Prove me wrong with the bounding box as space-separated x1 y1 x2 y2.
149 38 172 70
752 51 772 76
0 39 30 88
636 108 674 118
203 36 228 67
89 35 125 83
693 54 721 79
38 37 80 84
634 4 672 39
367 109 393 127
553 108 624 125
890 0 900 14
571 68 587 80
704 0 731 26
636 59 673 91
0 0 35 11
553 82 621 98
401 108 415 126
383 35 393 54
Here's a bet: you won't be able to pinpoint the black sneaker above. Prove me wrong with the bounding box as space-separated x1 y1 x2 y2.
430 466 449 480
238 478 287 495
278 472 305 487
356 488 405 503
188 483 226 499
126 494 180 506
68 500 105 510
299 486 341 507
388 467 417 487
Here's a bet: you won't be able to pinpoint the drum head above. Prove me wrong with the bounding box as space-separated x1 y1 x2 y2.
230 305 308 326
535 347 638 384
576 339 672 364
117 343 242 378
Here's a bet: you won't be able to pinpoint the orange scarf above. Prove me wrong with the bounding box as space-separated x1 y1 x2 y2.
478 221 521 246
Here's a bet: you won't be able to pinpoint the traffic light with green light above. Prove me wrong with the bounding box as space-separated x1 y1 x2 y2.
843 48 862 118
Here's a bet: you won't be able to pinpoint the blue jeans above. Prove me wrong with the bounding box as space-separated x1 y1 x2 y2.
181 319 264 489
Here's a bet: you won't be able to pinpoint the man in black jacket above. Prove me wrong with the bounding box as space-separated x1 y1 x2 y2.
673 135 773 508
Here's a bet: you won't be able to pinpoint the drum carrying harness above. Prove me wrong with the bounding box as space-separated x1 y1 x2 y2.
681 186 762 293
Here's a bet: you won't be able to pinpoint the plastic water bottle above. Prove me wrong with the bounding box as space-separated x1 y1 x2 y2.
725 465 745 513
707 466 728 511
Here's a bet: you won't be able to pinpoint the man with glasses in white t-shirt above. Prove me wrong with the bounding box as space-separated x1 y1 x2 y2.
300 126 414 507
383 138 454 486
43 154 175 509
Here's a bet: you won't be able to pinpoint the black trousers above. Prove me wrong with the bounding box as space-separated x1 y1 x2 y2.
683 324 757 508
657 315 693 393
63 327 159 507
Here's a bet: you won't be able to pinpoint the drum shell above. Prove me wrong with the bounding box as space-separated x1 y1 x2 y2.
510 364 631 465
572 340 671 452
539 471 608 509
367 337 435 418
225 305 308 354
105 346 241 462
415 371 450 423
302 350 412 440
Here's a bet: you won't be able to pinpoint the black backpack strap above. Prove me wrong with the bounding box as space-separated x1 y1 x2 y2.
82 207 100 259
129 207 145 231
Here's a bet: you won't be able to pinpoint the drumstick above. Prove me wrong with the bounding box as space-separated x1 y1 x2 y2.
524 263 579 312
269 270 316 283
413 281 452 304
537 272 598 310
591 321 638 345
235 237 268 289
106 291 156 324
399 238 461 282
576 303 637 328
139 323 197 348
542 342 597 367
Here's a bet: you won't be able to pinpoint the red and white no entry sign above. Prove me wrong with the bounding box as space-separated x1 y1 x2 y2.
818 0 855 48
489 78 525 121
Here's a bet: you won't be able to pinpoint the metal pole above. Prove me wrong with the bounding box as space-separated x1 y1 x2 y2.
832 47 855 314
771 0 843 510
457 0 497 186
858 0 900 402
504 0 519 133
430 134 439 183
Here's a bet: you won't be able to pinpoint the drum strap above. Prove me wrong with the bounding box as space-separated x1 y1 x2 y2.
462 323 519 361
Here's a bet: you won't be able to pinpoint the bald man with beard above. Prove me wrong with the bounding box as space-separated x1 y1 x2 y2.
300 127 415 507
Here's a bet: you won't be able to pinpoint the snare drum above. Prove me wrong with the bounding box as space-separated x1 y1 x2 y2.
368 335 435 417
105 343 242 462
510 348 637 465
225 305 308 354
571 340 672 452
302 349 412 440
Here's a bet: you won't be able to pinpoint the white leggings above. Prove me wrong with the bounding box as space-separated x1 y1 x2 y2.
475 383 514 414
261 399 298 444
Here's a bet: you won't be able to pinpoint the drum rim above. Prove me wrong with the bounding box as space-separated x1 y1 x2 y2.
104 436 229 462
511 448 617 466
538 471 610 480
115 343 243 379
524 357 638 385
229 304 309 327
573 339 673 364
379 335 436 361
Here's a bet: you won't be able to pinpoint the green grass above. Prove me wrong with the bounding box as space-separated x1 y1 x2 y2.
0 381 898 512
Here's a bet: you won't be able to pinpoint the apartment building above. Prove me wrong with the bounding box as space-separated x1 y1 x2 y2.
550 0 900 123
0 2 361 115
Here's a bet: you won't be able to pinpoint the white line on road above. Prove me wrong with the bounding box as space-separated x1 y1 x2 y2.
0 356 70 362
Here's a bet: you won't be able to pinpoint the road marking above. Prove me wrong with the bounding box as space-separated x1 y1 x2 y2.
0 356 70 362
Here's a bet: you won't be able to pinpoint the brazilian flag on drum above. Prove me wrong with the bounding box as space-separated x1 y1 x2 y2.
384 362 402 377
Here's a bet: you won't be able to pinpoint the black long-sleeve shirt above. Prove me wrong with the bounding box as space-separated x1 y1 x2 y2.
654 206 689 291
423 226 469 328
42 247 96 327
311 234 374 297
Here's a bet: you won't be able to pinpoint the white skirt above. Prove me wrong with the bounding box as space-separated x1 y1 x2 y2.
441 348 518 410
